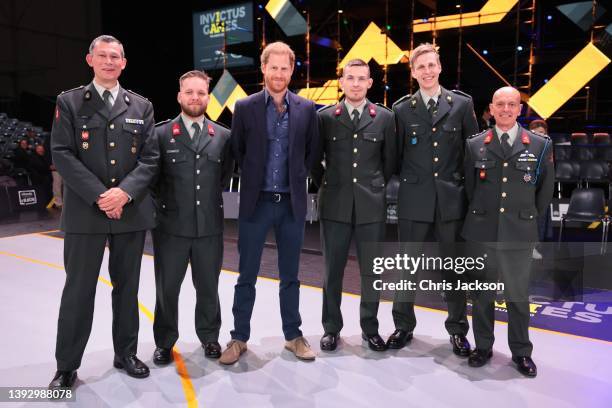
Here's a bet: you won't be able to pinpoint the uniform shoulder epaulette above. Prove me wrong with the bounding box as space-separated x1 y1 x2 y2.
450 89 472 99
125 89 149 101
375 102 392 112
59 85 85 95
468 129 487 139
155 119 171 127
392 94 412 108
209 118 230 131
317 103 335 113
531 131 551 140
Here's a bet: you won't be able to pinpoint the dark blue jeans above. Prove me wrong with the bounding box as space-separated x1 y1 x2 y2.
231 194 304 342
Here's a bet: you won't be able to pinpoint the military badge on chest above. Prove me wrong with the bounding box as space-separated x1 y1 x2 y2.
80 125 90 150
171 123 180 143
518 132 533 183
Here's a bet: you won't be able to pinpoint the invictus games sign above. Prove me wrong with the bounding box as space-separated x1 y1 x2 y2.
193 2 253 70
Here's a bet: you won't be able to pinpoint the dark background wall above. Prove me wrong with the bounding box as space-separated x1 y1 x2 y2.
1 0 610 132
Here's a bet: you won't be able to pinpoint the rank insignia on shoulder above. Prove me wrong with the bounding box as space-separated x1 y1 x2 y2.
368 104 376 117
172 123 181 137
84 91 91 100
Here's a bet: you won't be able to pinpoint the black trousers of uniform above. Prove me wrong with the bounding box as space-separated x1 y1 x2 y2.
55 231 146 371
392 213 469 336
468 242 534 357
152 229 223 348
320 217 385 335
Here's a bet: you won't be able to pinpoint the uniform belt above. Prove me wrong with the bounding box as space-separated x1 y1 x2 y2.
260 192 290 203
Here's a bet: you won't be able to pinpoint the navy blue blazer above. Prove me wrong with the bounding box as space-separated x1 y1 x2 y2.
231 89 319 220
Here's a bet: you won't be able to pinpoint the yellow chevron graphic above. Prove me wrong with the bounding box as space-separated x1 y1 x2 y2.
297 80 342 105
339 22 409 68
528 43 610 119
413 0 518 33
207 85 248 121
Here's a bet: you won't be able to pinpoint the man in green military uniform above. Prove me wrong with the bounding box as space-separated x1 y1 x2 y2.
463 86 554 377
49 35 155 390
389 43 479 354
121 70 233 365
312 59 396 352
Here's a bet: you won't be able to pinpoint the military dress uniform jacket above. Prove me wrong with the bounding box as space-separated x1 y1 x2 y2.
312 101 396 224
121 116 233 238
392 87 479 223
462 127 554 243
51 82 155 234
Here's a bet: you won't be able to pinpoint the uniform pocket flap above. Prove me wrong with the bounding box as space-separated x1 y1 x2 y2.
442 123 459 132
519 209 537 220
475 160 496 169
75 118 102 129
207 154 221 163
363 132 383 142
401 174 418 183
165 154 187 164
515 161 534 171
122 123 142 134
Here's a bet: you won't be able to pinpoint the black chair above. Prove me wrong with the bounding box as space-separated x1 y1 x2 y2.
554 144 572 161
579 160 609 187
555 160 580 198
571 132 595 161
593 132 612 161
558 188 609 254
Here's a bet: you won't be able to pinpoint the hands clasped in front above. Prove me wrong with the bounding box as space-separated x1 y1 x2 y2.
97 187 129 219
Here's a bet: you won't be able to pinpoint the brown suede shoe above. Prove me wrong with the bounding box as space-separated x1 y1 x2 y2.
219 340 247 365
285 336 316 361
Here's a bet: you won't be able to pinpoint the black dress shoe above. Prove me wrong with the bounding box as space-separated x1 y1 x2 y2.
320 333 340 351
153 347 173 365
202 342 222 359
386 329 413 349
468 349 493 367
512 356 537 377
48 370 77 390
362 333 388 351
450 334 471 357
113 355 150 378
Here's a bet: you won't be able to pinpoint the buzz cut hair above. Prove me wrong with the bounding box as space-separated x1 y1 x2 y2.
260 41 295 66
88 34 125 58
339 58 370 78
179 70 212 88
409 43 440 69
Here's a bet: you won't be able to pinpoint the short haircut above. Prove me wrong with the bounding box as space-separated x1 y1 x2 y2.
339 59 370 78
529 119 548 133
179 70 212 88
88 35 125 58
409 43 440 68
260 41 295 66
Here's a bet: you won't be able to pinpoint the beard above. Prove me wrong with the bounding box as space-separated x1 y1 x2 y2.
180 102 207 118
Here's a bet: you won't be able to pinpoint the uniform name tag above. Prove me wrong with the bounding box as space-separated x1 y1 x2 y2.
166 149 180 153
125 118 144 125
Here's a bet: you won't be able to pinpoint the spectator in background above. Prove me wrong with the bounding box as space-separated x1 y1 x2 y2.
13 139 31 169
528 119 550 260
480 106 495 131
28 144 53 205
